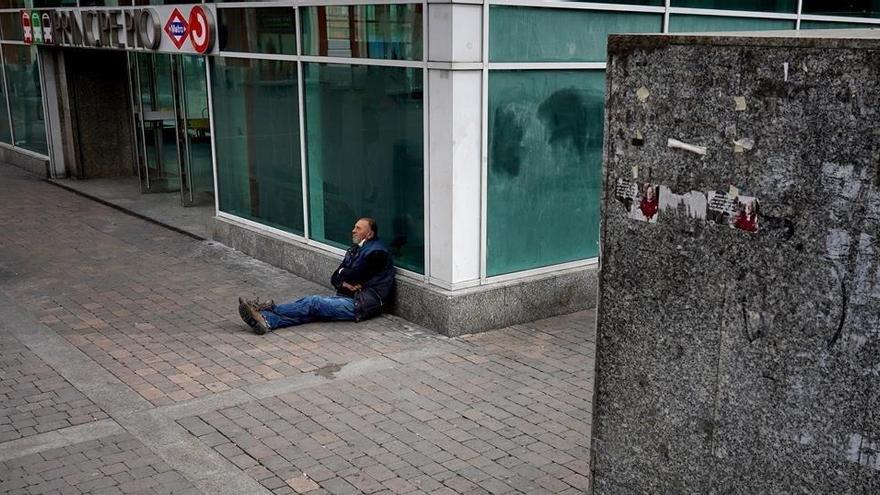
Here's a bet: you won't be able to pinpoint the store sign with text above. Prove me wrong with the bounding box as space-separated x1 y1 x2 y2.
20 5 215 55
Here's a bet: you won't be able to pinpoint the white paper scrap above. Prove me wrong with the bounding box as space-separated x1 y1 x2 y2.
667 138 707 156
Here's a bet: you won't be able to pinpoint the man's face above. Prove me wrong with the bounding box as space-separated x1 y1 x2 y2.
351 219 373 244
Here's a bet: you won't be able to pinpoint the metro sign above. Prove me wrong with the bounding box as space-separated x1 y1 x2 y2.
163 8 188 49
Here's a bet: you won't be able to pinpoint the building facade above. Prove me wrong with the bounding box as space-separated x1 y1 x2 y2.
1 0 879 334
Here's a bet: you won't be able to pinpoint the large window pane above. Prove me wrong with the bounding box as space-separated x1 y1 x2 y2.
800 20 877 28
0 12 24 40
803 1 880 18
218 8 296 54
487 70 603 276
671 0 797 13
3 45 47 155
490 7 661 63
570 0 663 4
301 5 422 61
669 15 795 32
211 57 304 235
0 68 10 144
304 63 424 272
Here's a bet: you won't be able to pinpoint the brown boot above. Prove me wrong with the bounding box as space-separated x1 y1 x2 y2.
238 297 271 335
245 302 270 335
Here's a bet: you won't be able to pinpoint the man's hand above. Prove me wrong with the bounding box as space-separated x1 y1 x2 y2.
341 282 362 292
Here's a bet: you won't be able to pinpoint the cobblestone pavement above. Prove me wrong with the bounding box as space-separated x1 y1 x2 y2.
0 164 595 494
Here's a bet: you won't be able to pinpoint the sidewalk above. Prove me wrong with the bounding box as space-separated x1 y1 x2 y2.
0 163 594 495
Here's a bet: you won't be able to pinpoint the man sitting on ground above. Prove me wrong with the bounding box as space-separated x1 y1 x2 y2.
238 217 395 335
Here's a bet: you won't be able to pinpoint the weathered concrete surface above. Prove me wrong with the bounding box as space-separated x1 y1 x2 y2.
593 32 880 493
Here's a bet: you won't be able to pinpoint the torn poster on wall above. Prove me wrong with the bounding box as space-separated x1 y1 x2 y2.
615 178 759 233
616 179 659 223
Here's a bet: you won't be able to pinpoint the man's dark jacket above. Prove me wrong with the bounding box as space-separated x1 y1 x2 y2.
330 238 395 321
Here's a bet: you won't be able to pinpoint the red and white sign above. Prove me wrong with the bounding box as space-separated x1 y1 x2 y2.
188 6 213 54
21 11 32 45
163 8 189 49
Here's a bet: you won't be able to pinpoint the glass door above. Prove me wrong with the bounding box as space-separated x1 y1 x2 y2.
128 53 214 206
177 55 214 206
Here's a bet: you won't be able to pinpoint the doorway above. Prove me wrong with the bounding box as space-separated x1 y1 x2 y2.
128 52 214 207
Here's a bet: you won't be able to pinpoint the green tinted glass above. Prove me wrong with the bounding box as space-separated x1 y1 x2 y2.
489 7 662 63
669 15 795 32
803 1 880 18
301 5 423 60
572 0 663 4
671 0 797 12
800 21 876 28
211 57 304 235
3 45 47 155
218 8 296 54
487 70 604 276
180 55 214 199
304 63 424 272
0 69 10 143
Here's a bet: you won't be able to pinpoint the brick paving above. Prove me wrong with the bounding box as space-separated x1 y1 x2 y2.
0 163 594 494
0 334 109 442
0 433 200 494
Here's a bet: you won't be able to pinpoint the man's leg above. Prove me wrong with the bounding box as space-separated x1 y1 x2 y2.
261 295 355 330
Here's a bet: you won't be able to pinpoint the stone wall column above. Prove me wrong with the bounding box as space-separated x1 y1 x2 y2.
426 2 482 290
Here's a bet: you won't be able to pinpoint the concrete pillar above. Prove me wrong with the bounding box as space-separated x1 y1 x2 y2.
426 2 482 290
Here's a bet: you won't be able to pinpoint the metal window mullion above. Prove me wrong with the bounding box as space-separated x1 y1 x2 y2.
663 0 670 33
296 5 311 240
479 0 489 283
35 48 55 165
0 44 14 148
796 0 803 29
486 0 665 14
667 7 798 20
300 54 423 67
134 55 150 190
204 56 221 218
421 0 430 282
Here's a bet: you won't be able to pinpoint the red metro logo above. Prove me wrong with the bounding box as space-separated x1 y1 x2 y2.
188 6 213 54
163 8 188 49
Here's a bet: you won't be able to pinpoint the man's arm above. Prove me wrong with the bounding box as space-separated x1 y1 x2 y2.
337 250 389 285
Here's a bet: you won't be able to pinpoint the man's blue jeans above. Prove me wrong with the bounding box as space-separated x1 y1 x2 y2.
259 295 356 330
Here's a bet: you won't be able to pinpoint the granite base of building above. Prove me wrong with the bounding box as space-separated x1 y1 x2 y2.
1 145 49 177
593 31 880 494
210 216 596 337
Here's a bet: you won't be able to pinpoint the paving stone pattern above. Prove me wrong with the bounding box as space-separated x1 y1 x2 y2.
0 433 200 494
183 314 590 494
0 334 109 442
0 164 594 494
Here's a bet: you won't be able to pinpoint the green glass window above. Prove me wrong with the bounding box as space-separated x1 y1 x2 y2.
803 1 880 18
218 8 296 54
575 0 663 4
301 5 423 61
489 7 662 63
211 57 304 235
669 15 795 32
0 0 28 8
3 45 47 155
800 21 876 28
487 70 604 276
671 0 797 13
33 0 76 6
0 12 24 40
304 63 424 272
0 70 10 144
